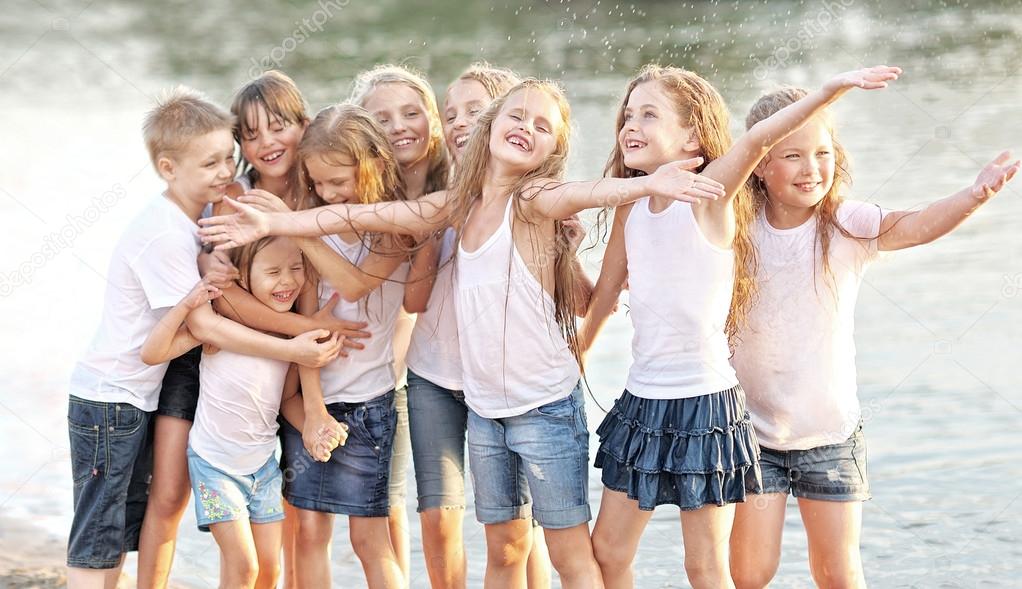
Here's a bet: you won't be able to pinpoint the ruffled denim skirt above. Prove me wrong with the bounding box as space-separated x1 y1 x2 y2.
594 386 763 511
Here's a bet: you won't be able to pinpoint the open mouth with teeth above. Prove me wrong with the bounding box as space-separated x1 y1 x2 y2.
260 150 285 164
454 133 470 149
794 181 823 192
271 289 296 304
505 133 531 152
623 138 647 151
393 137 418 149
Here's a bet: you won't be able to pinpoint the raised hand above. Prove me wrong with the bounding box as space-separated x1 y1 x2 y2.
238 188 293 213
198 196 271 250
972 150 1020 202
183 277 223 310
289 329 342 367
824 65 902 93
197 250 240 289
644 157 726 204
312 293 371 352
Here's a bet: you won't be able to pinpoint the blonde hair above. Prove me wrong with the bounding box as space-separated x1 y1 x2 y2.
350 64 449 194
143 86 234 169
448 79 581 366
745 87 857 289
604 64 757 344
296 104 406 210
230 70 310 181
454 62 522 99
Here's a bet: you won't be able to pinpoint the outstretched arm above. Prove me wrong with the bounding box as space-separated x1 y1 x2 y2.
198 190 453 250
520 157 724 222
878 151 1019 251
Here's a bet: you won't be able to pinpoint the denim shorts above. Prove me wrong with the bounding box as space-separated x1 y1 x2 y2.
280 391 396 517
186 447 285 532
156 345 201 421
757 422 871 502
389 385 411 505
467 384 591 529
407 369 468 511
67 396 154 569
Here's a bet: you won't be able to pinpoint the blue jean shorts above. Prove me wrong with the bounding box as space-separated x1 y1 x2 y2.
67 396 154 569
186 447 285 532
280 391 396 517
467 384 591 529
156 345 201 421
757 422 871 502
407 369 468 512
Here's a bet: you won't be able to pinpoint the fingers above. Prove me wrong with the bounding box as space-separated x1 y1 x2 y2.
321 292 340 314
340 337 367 350
695 176 726 197
676 156 705 171
992 150 1013 166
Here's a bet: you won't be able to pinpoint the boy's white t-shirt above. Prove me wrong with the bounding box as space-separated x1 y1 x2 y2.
69 195 202 411
731 200 887 451
189 349 290 475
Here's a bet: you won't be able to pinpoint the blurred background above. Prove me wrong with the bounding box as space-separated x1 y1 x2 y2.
1 0 1020 586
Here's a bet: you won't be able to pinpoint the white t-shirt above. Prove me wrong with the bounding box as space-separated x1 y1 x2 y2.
189 349 290 475
317 235 408 404
70 195 202 411
406 228 463 391
732 200 887 451
456 199 580 418
624 198 739 399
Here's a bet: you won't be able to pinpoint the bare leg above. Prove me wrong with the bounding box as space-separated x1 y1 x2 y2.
294 508 334 589
543 524 605 589
730 494 787 589
388 503 410 585
798 498 866 589
67 554 125 589
483 519 533 589
525 525 551 589
349 515 404 589
591 488 654 589
280 500 299 589
251 521 283 589
137 416 192 589
679 504 737 589
420 507 467 589
209 520 259 589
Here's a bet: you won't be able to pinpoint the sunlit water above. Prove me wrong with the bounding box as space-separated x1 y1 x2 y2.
2 0 1021 586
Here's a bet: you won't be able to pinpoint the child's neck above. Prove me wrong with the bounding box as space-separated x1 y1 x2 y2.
480 164 517 206
163 187 206 222
764 199 815 229
256 173 292 206
402 159 429 200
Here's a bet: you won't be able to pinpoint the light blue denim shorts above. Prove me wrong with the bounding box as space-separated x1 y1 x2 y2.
467 383 591 529
186 447 285 532
407 369 469 512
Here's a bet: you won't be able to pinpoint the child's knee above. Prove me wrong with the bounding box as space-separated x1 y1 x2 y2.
295 514 332 547
592 534 632 572
486 524 531 567
732 561 777 589
223 555 259 587
809 558 864 589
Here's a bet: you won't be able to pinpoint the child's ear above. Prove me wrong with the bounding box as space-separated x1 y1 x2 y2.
753 160 766 179
682 129 701 154
156 156 176 182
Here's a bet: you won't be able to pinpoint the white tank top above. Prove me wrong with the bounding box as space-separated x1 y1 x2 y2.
456 198 580 418
317 235 408 403
406 228 462 391
624 198 738 399
189 349 290 475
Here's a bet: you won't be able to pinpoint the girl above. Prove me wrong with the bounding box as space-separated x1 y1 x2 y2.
139 235 338 589
273 103 410 589
728 87 1018 589
135 70 367 589
198 78 726 588
349 64 451 582
578 64 901 588
405 62 560 589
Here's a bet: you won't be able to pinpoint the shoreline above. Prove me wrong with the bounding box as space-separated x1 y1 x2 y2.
0 517 68 588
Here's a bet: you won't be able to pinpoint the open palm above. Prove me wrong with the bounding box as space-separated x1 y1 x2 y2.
198 196 270 250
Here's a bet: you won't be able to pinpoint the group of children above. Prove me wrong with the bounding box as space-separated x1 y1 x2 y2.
67 58 1018 589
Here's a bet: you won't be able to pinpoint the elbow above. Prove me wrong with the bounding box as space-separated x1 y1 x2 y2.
404 297 428 314
338 287 371 303
140 348 162 366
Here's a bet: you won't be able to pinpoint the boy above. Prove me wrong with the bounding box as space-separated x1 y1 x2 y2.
66 87 339 589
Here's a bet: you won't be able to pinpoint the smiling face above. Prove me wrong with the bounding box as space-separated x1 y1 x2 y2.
162 129 237 205
304 153 359 205
488 88 562 173
443 78 492 164
755 118 836 212
618 81 699 175
362 83 431 169
246 238 305 312
239 102 305 182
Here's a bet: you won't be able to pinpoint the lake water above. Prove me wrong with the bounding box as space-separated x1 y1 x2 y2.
1 0 1020 586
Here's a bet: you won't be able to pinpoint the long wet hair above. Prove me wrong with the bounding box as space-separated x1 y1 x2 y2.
350 64 449 195
448 79 581 366
745 87 860 289
604 64 758 345
454 62 523 101
230 70 310 185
